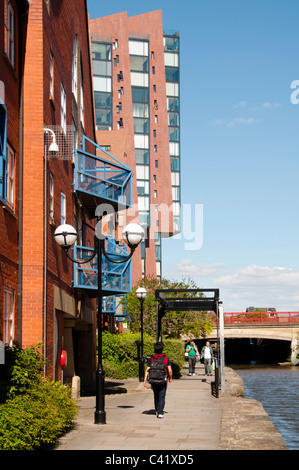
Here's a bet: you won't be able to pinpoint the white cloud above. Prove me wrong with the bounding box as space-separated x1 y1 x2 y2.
167 261 299 312
233 101 247 108
262 102 281 108
212 116 262 127
171 259 225 278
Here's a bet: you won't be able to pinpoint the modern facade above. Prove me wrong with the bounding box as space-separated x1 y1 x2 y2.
89 10 181 280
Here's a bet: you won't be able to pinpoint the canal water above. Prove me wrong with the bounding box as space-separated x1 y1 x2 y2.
233 365 299 450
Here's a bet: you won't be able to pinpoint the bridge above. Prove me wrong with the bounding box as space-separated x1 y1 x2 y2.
207 311 299 365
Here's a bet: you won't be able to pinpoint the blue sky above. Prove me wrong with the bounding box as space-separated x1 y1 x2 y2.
88 0 299 311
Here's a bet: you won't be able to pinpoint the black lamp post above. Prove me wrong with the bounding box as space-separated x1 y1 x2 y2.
54 221 144 424
135 286 147 382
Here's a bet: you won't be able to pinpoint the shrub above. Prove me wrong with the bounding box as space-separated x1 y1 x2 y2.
0 344 77 450
101 332 185 379
0 380 77 450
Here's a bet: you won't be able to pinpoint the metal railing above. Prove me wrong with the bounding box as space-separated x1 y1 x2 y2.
208 311 299 326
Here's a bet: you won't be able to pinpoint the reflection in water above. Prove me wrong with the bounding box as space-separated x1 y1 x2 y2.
233 365 299 450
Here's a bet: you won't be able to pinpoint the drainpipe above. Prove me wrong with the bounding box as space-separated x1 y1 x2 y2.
43 141 47 378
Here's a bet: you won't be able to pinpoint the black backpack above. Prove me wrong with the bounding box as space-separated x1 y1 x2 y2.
148 355 167 385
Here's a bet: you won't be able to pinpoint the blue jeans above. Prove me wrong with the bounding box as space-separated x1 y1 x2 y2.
204 358 212 375
152 382 167 415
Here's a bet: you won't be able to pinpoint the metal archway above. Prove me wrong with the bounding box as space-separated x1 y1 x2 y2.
155 288 224 397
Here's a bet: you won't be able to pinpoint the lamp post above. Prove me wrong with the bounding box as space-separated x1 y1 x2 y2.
54 221 144 424
136 286 147 382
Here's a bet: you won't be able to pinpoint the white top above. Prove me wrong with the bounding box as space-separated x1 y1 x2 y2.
204 347 211 359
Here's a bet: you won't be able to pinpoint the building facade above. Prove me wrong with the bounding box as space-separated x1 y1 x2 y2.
0 3 181 393
89 10 181 280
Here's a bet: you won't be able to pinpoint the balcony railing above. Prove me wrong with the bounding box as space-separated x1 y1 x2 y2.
72 238 132 297
74 135 132 218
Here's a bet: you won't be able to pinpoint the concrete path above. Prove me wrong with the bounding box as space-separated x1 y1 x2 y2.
55 366 221 451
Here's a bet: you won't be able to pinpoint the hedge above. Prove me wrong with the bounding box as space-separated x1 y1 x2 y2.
102 332 185 379
0 344 77 450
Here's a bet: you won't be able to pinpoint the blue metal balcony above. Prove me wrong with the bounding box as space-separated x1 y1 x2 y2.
72 238 132 297
74 135 132 219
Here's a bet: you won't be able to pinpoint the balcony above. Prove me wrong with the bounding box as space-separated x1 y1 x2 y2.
74 135 132 219
72 238 132 298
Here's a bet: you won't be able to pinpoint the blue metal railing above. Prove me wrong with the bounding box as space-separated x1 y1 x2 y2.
74 135 132 210
72 239 132 295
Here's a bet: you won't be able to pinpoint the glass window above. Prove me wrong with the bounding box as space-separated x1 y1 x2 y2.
93 76 112 93
94 92 112 108
91 42 112 60
72 36 78 98
163 36 179 52
169 127 180 141
165 66 179 82
133 102 149 118
170 156 180 171
129 40 149 56
4 1 15 67
134 134 149 149
130 72 149 87
169 141 180 156
4 289 14 346
60 83 66 134
95 108 112 125
136 165 149 180
168 112 179 126
50 51 54 99
134 117 149 134
130 56 149 72
167 97 180 111
132 86 149 103
164 52 179 67
135 149 150 164
166 82 179 97
49 173 54 221
61 193 66 225
6 144 14 208
92 60 112 76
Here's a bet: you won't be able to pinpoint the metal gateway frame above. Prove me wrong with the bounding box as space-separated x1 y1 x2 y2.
155 288 224 397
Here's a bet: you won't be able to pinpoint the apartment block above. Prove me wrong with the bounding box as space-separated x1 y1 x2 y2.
89 10 181 280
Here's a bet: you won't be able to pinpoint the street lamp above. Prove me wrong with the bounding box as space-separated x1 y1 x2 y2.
136 286 147 382
54 221 144 424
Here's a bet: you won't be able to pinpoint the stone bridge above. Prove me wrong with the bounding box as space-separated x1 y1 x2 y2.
206 312 299 364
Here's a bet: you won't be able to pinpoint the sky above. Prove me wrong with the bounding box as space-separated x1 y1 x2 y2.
87 0 299 312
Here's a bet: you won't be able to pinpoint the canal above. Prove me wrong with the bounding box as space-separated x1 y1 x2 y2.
232 365 299 450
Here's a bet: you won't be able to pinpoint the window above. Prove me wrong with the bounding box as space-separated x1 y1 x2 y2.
4 289 14 346
61 193 66 224
6 144 14 208
4 1 15 67
72 37 78 99
50 51 54 100
60 83 66 134
0 103 7 202
80 73 84 127
49 173 54 222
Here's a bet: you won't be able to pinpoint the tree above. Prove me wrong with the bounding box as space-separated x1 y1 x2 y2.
123 276 214 339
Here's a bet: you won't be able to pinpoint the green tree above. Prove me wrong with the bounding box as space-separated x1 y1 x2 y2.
123 276 214 339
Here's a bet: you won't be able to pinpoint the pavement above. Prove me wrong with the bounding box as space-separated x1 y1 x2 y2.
55 364 221 451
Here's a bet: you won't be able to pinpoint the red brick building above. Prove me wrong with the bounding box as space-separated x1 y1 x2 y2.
0 0 29 350
89 10 181 280
0 3 181 393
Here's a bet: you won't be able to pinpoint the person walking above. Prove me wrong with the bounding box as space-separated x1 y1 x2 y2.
144 342 172 419
201 341 214 376
186 340 199 376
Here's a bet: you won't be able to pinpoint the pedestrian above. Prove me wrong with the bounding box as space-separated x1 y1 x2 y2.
144 342 172 419
186 340 199 376
201 341 214 376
